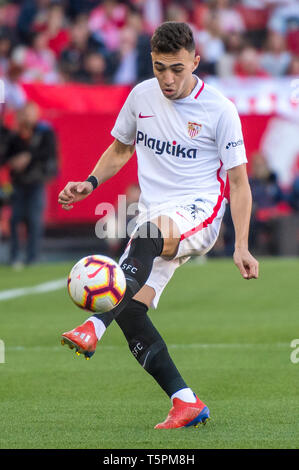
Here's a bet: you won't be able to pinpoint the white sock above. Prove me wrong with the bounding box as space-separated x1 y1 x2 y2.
85 316 106 340
171 388 197 403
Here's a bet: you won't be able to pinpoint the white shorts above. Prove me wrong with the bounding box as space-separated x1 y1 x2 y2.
119 196 227 309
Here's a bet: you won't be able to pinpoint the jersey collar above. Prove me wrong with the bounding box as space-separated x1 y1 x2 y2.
173 75 204 103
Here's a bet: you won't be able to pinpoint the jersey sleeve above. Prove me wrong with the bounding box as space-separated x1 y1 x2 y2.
215 100 247 171
111 88 137 145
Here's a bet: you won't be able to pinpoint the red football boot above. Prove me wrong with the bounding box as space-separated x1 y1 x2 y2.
155 396 210 429
61 320 97 360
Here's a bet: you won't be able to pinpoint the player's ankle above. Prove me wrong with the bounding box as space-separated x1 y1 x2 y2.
171 388 197 403
85 316 106 341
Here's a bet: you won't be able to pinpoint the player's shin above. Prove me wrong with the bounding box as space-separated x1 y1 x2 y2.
90 222 164 336
116 299 189 398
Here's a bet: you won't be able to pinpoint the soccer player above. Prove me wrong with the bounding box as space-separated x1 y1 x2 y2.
58 22 259 429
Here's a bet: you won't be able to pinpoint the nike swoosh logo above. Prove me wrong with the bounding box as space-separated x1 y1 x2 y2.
87 264 106 279
139 113 155 119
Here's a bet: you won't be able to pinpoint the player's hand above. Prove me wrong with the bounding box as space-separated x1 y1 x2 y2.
58 181 93 210
233 247 259 280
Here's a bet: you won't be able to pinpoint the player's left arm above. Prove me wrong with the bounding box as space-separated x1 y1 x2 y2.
228 163 259 280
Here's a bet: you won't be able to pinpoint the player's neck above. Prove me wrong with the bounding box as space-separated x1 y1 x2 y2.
181 75 198 99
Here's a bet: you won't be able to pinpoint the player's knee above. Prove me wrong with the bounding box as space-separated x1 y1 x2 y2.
160 237 180 259
128 219 180 259
128 221 164 259
151 216 180 259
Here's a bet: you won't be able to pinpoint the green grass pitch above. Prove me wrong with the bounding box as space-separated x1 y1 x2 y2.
0 258 298 449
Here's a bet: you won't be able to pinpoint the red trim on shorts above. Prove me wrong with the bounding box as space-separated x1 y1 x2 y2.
194 81 205 99
180 161 225 241
125 238 132 251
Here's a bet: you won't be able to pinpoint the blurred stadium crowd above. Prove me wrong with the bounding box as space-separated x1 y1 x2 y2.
0 0 299 88
0 0 299 266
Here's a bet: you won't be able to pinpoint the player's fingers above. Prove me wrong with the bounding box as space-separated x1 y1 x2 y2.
252 261 259 279
248 262 259 279
63 182 78 198
235 261 249 279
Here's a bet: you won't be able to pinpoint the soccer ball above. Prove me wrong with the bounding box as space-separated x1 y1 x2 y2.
67 255 126 313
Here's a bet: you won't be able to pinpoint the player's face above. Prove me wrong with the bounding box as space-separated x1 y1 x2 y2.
151 48 200 100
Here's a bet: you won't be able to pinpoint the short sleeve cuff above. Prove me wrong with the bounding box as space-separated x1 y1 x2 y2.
111 127 135 146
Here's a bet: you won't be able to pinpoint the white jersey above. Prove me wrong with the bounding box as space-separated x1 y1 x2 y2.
111 76 247 210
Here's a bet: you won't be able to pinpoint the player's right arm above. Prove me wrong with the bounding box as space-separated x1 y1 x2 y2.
58 139 135 210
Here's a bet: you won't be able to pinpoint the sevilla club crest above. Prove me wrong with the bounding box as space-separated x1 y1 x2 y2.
187 121 202 139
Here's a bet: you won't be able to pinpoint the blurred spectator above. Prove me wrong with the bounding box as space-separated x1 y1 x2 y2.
0 101 13 219
216 31 245 77
0 0 20 30
12 29 59 82
268 2 299 36
260 31 291 76
288 175 299 211
113 26 138 85
286 28 299 56
45 3 70 58
2 60 27 109
113 21 153 85
2 101 58 266
0 0 295 86
237 0 269 49
17 0 52 43
126 8 152 82
193 1 210 31
269 2 299 56
134 0 163 34
213 0 246 35
249 152 286 255
250 152 285 209
66 0 100 19
0 121 12 164
0 26 14 76
165 3 189 23
59 14 107 82
234 46 269 77
88 0 127 52
287 54 299 75
196 9 225 76
79 51 107 84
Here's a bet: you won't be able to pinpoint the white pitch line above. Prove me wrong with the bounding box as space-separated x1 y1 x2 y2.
170 342 290 349
0 278 67 301
5 342 290 352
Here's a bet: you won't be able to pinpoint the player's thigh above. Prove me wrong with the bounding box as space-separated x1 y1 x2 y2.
119 226 190 309
160 198 227 259
151 214 181 259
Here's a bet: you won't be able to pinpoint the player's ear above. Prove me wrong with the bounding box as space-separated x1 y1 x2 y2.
192 55 200 72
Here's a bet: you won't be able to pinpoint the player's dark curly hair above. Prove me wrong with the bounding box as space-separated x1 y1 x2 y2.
151 22 195 53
